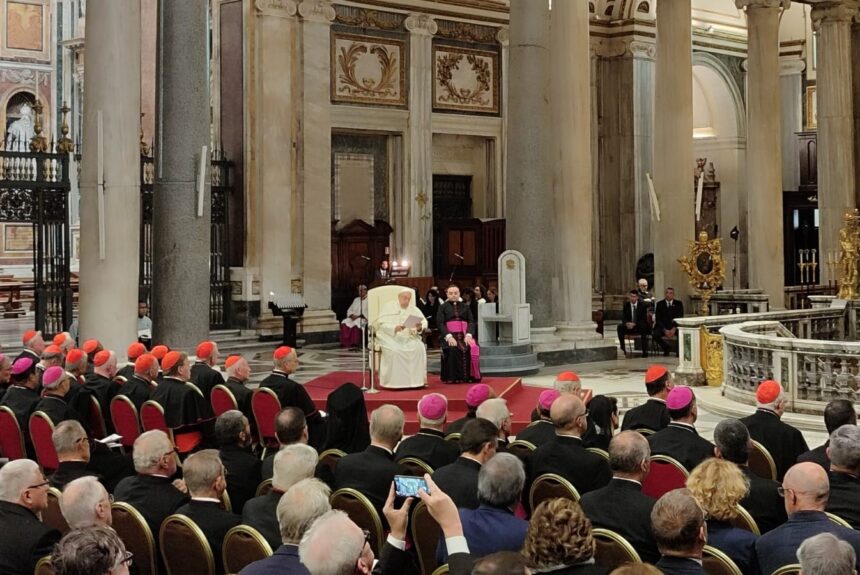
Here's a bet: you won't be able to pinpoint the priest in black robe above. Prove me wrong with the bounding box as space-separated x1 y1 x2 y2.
437 285 480 383
190 340 223 400
259 346 325 449
150 351 215 451
621 365 673 433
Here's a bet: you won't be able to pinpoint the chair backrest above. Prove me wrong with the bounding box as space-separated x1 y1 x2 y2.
827 511 853 528
731 504 761 536
411 501 442 575
222 525 273 575
749 439 778 481
45 487 70 535
642 455 689 499
592 528 641 571
112 502 157 575
0 405 26 460
29 411 59 472
89 396 107 440
159 514 215 575
587 447 610 461
34 556 55 575
702 545 743 575
367 285 406 330
507 439 536 461
529 473 580 512
443 432 461 444
331 488 384 556
397 456 434 476
770 565 802 575
211 384 238 417
140 400 169 433
633 427 655 436
319 448 347 476
110 395 141 448
431 565 450 575
251 387 281 447
255 478 274 497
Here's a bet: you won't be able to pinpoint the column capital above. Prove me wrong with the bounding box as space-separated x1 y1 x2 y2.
255 0 298 18
298 0 335 23
735 0 789 11
405 13 437 36
811 2 857 28
496 26 509 47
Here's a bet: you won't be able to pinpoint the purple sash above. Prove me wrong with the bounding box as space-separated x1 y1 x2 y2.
446 320 481 379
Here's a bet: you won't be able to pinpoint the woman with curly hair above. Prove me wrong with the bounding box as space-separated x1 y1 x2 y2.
522 498 607 574
686 457 759 574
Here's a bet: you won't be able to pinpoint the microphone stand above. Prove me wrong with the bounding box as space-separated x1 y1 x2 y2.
449 255 463 284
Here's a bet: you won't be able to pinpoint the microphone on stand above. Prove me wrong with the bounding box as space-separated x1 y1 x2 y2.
453 253 465 261
360 255 371 261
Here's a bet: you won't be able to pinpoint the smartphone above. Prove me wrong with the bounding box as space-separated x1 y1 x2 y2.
394 475 429 498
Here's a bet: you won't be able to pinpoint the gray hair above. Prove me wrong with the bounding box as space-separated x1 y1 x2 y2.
183 450 223 496
277 478 332 544
51 526 126 575
829 424 860 470
756 384 786 412
299 510 364 575
477 453 525 508
131 430 173 472
0 459 41 502
609 430 651 473
214 410 248 447
53 420 87 456
60 476 108 528
273 443 318 492
554 380 582 395
797 532 856 575
476 398 510 430
369 404 405 446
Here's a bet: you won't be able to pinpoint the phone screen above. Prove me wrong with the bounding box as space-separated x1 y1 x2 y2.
394 475 429 498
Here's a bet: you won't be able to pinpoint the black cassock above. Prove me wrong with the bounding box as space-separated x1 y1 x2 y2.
437 300 478 383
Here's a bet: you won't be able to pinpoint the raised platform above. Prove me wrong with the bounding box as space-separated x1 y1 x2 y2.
427 343 543 377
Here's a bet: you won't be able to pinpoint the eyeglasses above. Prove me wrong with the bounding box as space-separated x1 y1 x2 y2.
26 480 50 490
119 551 134 567
355 529 371 561
161 448 179 459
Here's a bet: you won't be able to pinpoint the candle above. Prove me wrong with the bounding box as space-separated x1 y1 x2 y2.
812 249 817 264
799 250 804 264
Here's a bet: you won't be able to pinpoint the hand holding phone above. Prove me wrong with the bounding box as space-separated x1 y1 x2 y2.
394 475 429 498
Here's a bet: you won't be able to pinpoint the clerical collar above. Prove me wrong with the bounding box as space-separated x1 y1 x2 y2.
669 422 696 433
612 476 643 487
756 408 780 419
192 497 221 504
272 370 291 376
648 397 667 404
164 376 186 383
556 433 583 441
371 443 393 455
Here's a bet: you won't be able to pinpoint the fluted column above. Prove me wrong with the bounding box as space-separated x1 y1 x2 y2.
653 0 694 301
497 27 509 218
737 0 787 307
813 2 857 282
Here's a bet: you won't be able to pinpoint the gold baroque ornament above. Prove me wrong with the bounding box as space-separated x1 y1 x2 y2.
678 230 726 316
838 209 860 300
699 327 724 387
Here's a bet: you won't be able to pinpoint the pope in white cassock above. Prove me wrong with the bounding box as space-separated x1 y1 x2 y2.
377 287 428 389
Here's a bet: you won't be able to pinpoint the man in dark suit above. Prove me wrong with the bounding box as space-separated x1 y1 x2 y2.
713 418 786 533
259 346 325 449
216 410 261 513
798 398 856 471
113 429 190 536
757 462 860 575
516 389 560 447
652 488 707 575
741 380 808 481
395 393 460 470
433 418 499 510
647 386 715 472
580 431 659 563
617 290 650 357
190 340 223 401
222 355 254 423
0 459 61 575
825 424 860 528
115 353 158 411
621 365 673 433
527 394 612 500
175 450 241 575
652 287 684 356
49 420 97 490
262 407 309 481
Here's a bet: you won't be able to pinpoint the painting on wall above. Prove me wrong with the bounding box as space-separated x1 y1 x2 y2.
433 44 500 115
4 224 33 252
331 32 407 107
806 85 817 130
6 1 43 52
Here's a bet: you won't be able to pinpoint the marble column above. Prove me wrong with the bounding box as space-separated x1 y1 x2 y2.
404 13 436 276
152 0 210 347
79 0 141 356
507 0 553 329
780 57 806 192
853 18 860 202
738 0 787 308
497 27 509 218
551 0 596 338
813 3 856 283
653 0 694 301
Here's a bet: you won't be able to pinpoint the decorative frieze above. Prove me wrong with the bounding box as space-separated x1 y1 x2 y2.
298 0 335 23
333 5 404 31
435 20 499 44
254 0 297 18
433 45 499 114
331 32 408 107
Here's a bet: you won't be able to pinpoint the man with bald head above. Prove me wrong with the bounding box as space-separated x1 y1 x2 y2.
757 462 860 575
526 394 611 504
222 355 253 422
60 476 112 528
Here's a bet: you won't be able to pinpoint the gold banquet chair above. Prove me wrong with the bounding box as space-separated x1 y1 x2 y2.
702 545 743 575
331 488 385 556
529 473 580 513
112 502 158 575
159 514 215 575
592 528 641 571
223 525 273 575
367 285 410 387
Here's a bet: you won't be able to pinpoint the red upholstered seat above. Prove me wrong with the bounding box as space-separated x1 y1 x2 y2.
140 400 169 433
29 411 59 472
0 405 26 460
642 455 689 499
252 388 281 450
110 395 141 448
211 384 238 417
89 396 107 440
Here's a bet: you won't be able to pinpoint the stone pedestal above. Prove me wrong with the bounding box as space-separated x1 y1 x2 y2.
79 0 141 358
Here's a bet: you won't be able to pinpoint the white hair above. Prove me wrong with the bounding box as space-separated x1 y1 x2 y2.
53 420 87 456
0 459 41 502
756 386 786 411
797 532 856 575
476 398 510 430
60 476 108 528
299 510 364 575
277 478 331 544
477 452 525 508
829 425 860 470
273 443 318 492
554 379 582 394
369 404 405 446
131 430 173 472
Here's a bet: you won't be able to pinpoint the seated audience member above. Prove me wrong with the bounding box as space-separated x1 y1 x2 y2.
83 350 121 415
713 418 785 534
35 366 87 429
239 478 331 575
582 395 619 451
260 346 325 449
334 404 407 518
116 341 147 383
0 353 13 399
433 418 499 509
216 409 261 513
115 352 158 410
476 397 512 450
522 498 606 575
320 382 370 454
651 488 707 575
756 462 860 575
580 431 659 563
621 365 673 432
471 551 529 575
190 340 222 400
528 394 612 500
64 348 88 385
51 526 131 575
617 290 649 358
243 443 318 550
0 460 61 575
647 386 714 471
529 372 585 422
262 407 309 480
0 356 40 433
797 532 857 575
652 287 684 356
16 329 44 364
740 379 809 481
799 399 857 471
222 355 254 421
825 424 860 528
446 383 495 435
50 420 96 490
686 458 758 574
59 476 112 528
395 392 460 469
175 450 240 575
339 284 368 349
608 566 662 575
113 429 190 536
150 351 215 450
517 389 561 447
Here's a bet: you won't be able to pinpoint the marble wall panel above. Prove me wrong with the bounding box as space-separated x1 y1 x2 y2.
331 32 407 107
432 44 499 115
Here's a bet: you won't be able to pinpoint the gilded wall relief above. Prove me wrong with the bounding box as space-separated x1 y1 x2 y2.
433 45 499 115
331 32 407 107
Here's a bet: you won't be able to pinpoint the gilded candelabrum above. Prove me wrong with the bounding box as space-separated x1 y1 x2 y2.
838 209 860 300
678 230 726 316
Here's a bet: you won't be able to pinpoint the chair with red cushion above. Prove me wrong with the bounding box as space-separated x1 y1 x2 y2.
0 405 26 460
642 455 689 499
140 400 169 433
211 384 238 417
29 411 60 472
89 396 107 440
252 388 281 455
110 395 141 449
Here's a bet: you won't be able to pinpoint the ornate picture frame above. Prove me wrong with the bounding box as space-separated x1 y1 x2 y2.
331 32 408 108
432 44 500 115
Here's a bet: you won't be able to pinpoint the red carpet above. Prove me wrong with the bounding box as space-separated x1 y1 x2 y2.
304 371 545 434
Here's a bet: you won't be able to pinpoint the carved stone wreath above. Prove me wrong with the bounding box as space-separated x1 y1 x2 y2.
436 53 491 106
337 43 399 99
